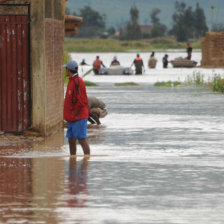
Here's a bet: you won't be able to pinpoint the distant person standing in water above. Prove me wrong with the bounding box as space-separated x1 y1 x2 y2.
131 54 145 75
148 51 157 68
63 60 90 156
93 56 105 74
162 54 169 68
186 43 192 60
110 56 120 66
80 59 88 65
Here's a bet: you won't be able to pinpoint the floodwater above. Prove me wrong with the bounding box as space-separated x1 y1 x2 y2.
1 51 224 224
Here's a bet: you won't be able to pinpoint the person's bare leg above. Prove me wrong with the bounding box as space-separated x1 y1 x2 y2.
78 138 90 155
69 138 77 155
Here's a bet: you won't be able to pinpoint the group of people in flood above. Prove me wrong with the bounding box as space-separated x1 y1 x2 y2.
63 43 193 156
88 43 194 73
162 43 193 68
91 54 145 75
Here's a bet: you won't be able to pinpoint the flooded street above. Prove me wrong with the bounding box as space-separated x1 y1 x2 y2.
1 52 224 223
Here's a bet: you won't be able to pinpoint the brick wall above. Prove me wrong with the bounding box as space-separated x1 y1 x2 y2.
201 32 224 68
45 18 64 134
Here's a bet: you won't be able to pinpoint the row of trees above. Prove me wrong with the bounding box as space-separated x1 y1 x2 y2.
119 6 167 40
171 2 208 41
67 6 106 38
67 1 217 42
120 2 208 41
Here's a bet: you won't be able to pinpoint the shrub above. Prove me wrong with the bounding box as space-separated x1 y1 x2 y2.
209 75 224 93
185 72 205 86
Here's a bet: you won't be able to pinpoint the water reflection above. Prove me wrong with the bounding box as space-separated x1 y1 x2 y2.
0 155 66 223
66 157 89 208
87 125 107 145
0 157 33 223
1 80 224 223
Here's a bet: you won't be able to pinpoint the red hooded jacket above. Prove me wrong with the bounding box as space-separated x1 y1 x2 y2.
64 74 89 122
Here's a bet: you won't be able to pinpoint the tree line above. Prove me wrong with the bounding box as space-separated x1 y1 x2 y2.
67 1 221 42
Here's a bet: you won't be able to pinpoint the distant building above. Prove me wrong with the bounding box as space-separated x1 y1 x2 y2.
201 32 224 68
140 25 153 36
115 25 153 38
115 30 120 37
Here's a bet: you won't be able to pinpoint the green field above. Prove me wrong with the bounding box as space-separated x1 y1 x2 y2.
64 37 201 53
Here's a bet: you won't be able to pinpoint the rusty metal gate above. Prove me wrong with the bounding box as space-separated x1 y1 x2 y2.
0 3 30 133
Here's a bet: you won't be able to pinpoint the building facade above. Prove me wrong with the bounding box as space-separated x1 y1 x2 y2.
0 0 66 135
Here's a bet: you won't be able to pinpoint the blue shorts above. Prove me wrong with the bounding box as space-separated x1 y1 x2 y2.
66 119 87 139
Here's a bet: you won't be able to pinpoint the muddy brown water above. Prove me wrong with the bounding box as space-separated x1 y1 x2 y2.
1 80 224 223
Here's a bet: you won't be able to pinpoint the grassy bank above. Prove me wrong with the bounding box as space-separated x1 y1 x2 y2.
154 72 224 94
64 37 201 53
188 73 224 93
114 82 139 87
154 81 182 87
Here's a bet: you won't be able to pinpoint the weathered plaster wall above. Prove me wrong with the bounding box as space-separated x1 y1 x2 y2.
29 0 65 135
30 0 46 134
31 0 65 135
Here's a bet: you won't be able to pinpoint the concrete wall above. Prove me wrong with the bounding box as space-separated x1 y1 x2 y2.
201 32 224 68
30 0 46 134
30 0 65 135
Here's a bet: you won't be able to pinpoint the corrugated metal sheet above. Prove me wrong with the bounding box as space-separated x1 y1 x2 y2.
0 15 30 132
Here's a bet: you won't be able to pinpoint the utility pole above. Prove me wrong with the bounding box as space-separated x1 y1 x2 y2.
210 5 214 31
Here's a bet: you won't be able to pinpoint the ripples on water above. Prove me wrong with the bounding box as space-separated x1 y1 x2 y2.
1 53 224 223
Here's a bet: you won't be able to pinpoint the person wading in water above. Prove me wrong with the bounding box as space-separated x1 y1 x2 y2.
63 60 90 156
93 56 105 74
131 54 145 75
